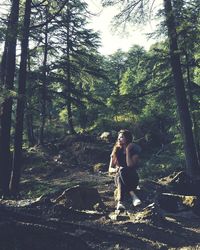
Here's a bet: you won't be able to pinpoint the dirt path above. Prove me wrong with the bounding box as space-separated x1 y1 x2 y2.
1 137 200 249
1 167 200 250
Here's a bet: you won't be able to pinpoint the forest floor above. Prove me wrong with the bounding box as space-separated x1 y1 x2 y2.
0 134 200 250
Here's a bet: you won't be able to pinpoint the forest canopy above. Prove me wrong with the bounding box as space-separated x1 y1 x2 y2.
0 0 199 197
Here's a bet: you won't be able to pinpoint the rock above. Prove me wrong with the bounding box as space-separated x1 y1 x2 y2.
158 171 200 196
158 193 200 215
100 132 112 142
138 180 167 202
93 163 108 173
53 185 105 211
109 203 164 224
128 203 164 224
108 211 130 221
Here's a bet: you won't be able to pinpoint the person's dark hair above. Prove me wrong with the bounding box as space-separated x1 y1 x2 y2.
111 129 133 165
118 129 132 145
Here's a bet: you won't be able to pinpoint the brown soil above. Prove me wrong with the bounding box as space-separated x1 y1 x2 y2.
1 136 200 249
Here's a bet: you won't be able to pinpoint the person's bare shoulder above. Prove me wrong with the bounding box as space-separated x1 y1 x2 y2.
126 143 135 151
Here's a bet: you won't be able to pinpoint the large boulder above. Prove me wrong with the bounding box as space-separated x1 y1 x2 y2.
54 185 105 211
158 193 200 215
158 171 200 196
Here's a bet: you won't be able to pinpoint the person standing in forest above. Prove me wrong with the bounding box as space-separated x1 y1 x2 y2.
109 129 142 210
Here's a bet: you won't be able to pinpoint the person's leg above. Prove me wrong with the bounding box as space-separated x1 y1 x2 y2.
129 190 141 206
118 167 129 186
115 172 126 210
117 168 141 208
118 178 126 202
126 169 141 207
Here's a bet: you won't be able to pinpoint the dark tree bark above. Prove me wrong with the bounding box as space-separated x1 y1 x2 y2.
9 0 32 195
0 40 8 87
0 0 20 197
66 2 75 135
0 10 12 88
26 106 36 147
78 82 87 130
163 0 199 177
26 50 36 147
0 35 8 137
39 7 48 145
184 51 200 164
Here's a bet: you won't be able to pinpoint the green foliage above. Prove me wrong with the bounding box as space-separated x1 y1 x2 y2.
89 116 135 134
0 87 18 105
0 0 199 179
59 108 68 123
140 144 185 179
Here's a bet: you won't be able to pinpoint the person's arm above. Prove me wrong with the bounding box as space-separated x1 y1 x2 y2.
108 154 120 173
108 155 117 173
126 143 135 167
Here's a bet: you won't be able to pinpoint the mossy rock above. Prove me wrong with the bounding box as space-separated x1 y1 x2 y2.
93 163 108 173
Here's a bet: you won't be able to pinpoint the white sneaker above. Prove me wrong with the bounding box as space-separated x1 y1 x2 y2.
132 196 142 207
116 201 126 210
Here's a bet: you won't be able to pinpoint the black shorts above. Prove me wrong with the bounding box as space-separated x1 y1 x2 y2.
115 167 139 192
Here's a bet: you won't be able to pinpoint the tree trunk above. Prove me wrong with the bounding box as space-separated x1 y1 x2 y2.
0 10 12 88
163 0 199 177
66 3 75 135
26 106 36 147
26 49 35 147
9 0 32 196
184 51 200 164
0 40 8 87
0 0 20 197
39 7 48 145
78 82 87 130
0 36 8 140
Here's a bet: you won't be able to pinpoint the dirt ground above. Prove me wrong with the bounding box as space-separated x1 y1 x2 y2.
0 136 200 249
